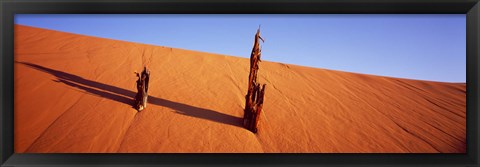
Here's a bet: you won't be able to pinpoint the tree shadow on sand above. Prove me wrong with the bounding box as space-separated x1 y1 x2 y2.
17 62 243 128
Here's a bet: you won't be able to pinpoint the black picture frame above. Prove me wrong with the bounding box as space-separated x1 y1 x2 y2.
1 0 479 166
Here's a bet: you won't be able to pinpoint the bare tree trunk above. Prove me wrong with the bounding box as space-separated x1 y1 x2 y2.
244 28 266 133
134 67 150 111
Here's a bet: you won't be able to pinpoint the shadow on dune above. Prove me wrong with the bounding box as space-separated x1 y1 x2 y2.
17 62 243 128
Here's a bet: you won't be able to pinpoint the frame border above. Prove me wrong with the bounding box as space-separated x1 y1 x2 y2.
1 0 479 166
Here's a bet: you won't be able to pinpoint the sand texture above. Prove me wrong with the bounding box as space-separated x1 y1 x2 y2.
14 25 466 153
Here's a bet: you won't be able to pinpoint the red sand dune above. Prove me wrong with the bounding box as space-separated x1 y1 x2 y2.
14 25 466 153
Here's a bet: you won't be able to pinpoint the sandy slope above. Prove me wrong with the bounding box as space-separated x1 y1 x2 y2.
14 25 466 153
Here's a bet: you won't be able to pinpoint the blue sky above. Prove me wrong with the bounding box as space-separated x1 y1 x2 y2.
15 14 466 82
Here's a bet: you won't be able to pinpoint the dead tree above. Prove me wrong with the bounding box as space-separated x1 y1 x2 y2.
244 27 266 133
134 66 150 111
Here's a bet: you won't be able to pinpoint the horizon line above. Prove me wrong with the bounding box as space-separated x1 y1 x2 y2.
15 24 466 84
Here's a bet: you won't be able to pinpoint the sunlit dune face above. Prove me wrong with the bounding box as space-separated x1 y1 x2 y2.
14 25 466 153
